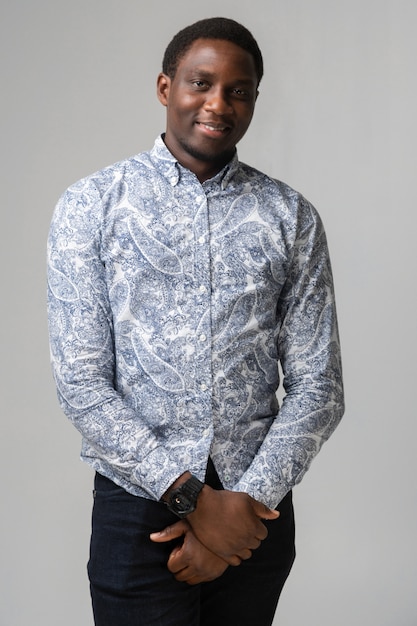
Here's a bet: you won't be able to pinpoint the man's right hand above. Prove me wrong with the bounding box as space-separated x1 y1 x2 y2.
151 519 229 585
186 486 279 566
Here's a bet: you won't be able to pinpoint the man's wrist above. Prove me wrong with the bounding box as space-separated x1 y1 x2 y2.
162 471 193 503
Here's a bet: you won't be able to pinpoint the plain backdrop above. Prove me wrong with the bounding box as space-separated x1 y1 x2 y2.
1 1 416 625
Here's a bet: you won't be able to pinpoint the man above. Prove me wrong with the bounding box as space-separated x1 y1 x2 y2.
48 17 344 626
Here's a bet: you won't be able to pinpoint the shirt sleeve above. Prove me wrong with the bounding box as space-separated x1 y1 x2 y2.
233 198 345 509
47 178 188 500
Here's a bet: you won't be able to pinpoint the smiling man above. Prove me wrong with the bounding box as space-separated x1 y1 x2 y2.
48 17 344 626
157 37 258 181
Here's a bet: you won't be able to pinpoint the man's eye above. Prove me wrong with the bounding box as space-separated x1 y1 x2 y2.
193 80 207 88
233 88 249 98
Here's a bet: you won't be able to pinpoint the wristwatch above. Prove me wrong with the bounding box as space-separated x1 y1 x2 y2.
165 475 205 518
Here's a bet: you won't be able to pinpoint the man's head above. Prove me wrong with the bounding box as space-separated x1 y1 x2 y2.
157 18 263 181
162 17 263 86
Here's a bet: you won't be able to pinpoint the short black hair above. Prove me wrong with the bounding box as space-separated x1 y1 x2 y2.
162 17 263 84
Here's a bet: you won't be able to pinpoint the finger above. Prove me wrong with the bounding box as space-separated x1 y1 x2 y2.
224 554 242 567
248 537 261 551
253 521 268 542
175 571 201 586
239 528 268 549
166 544 183 568
185 578 201 586
169 562 204 585
167 542 191 573
150 519 189 542
167 556 186 574
238 548 253 561
173 568 194 583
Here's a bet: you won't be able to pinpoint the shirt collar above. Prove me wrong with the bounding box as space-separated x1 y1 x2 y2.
149 135 239 190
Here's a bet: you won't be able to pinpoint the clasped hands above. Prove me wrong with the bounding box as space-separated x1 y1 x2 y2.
150 486 279 585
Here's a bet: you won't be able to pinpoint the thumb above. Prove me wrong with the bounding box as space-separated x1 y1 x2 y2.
252 500 280 521
150 519 189 543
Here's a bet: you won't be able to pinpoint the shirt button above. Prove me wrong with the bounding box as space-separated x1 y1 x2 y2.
170 177 177 185
199 285 207 293
200 383 208 392
198 235 205 244
199 334 207 342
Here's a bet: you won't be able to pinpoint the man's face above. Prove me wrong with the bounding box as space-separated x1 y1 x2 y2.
157 38 259 180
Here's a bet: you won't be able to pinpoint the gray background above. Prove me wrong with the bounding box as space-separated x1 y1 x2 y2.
1 1 416 624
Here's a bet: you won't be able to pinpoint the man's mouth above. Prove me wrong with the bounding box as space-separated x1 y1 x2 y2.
197 122 229 134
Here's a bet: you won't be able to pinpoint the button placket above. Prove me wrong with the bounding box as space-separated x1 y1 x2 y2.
192 192 212 409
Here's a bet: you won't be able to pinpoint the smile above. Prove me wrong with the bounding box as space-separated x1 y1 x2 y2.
197 122 229 134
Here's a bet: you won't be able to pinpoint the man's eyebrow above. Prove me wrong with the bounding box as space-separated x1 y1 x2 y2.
187 68 255 84
186 68 214 78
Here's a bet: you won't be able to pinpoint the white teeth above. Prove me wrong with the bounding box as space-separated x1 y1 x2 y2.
202 123 225 131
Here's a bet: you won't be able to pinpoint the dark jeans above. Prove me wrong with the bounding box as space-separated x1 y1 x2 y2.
88 465 295 626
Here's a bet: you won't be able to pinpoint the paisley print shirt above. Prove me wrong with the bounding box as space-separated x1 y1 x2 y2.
47 136 344 509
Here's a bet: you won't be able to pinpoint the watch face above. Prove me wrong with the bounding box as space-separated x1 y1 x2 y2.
167 476 204 518
171 492 194 517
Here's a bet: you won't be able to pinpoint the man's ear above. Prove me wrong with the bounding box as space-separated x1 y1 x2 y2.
157 73 171 106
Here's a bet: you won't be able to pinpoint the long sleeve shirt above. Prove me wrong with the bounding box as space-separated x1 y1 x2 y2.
47 135 344 509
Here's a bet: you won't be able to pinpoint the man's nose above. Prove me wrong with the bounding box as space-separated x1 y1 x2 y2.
204 88 232 115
